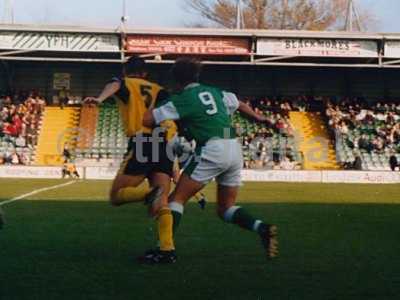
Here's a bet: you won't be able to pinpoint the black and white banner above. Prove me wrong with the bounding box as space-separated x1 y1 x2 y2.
384 40 400 58
257 38 378 58
1 166 399 184
0 31 120 52
0 166 84 179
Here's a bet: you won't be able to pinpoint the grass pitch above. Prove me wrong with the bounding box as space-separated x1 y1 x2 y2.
1 179 400 300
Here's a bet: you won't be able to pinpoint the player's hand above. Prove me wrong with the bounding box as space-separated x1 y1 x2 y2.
257 115 270 123
172 168 180 184
83 97 101 105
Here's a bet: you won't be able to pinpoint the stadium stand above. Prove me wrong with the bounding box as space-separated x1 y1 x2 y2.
289 111 339 170
326 99 400 171
2 88 399 172
34 106 80 165
0 92 45 165
233 98 303 170
75 102 127 160
75 105 98 155
70 97 305 169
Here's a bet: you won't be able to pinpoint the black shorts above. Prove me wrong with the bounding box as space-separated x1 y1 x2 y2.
118 134 174 177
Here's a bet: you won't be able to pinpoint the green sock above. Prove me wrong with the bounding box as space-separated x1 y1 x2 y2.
169 201 184 233
224 206 264 233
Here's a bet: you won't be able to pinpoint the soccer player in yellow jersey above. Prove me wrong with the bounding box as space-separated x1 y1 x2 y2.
62 162 80 179
85 56 176 262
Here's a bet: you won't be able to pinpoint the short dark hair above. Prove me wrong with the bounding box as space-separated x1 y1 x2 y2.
172 57 202 85
124 55 146 76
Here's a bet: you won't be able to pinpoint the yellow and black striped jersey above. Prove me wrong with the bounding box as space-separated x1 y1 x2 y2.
112 76 177 140
65 163 77 173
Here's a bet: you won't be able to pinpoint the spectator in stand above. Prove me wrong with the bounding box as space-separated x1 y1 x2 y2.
3 150 11 164
10 151 20 165
36 96 46 112
280 156 295 170
326 97 400 170
371 136 385 153
337 121 349 137
3 95 11 106
20 152 31 165
58 87 69 109
353 153 363 170
234 95 301 170
358 134 372 152
389 152 398 171
390 124 400 147
15 134 26 148
26 123 37 147
63 144 72 162
3 122 18 137
0 90 45 165
280 100 292 117
363 110 375 126
292 95 307 112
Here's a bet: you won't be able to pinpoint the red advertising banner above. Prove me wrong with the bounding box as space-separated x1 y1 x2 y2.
126 35 250 55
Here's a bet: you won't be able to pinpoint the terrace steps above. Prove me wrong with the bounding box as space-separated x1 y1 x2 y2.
76 105 99 150
289 111 339 170
34 107 80 165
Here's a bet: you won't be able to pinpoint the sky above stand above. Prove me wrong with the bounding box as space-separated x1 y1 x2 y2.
2 0 400 33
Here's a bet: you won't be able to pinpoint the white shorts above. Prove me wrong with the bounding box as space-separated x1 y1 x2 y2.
183 138 243 187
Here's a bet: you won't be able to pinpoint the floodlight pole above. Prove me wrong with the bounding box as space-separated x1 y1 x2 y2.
2 0 15 24
345 0 352 31
351 0 363 31
119 0 129 63
344 0 363 32
120 0 128 32
236 0 244 29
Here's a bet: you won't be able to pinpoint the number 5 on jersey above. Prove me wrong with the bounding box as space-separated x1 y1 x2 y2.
140 85 153 108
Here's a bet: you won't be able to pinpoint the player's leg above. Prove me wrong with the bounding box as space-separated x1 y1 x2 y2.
155 141 206 235
148 172 175 253
167 143 225 234
216 183 278 258
169 173 205 233
141 141 225 264
139 173 204 264
215 139 278 258
109 173 149 206
137 140 187 264
193 192 207 210
110 147 163 207
172 161 206 210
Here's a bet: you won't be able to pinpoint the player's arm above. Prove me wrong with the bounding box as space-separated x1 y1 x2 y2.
172 158 180 184
143 101 181 127
237 101 269 123
84 77 124 104
223 91 268 123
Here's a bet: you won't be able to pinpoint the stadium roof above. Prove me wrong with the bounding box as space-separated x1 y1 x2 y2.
1 23 400 40
1 24 400 68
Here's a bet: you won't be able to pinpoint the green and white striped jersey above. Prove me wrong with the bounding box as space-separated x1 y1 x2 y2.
153 83 239 146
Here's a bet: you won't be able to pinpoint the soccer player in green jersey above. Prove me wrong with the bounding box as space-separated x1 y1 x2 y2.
143 58 278 263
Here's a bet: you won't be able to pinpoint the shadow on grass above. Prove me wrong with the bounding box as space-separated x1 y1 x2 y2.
1 201 400 300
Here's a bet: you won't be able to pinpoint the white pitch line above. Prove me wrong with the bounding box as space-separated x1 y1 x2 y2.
0 180 77 207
